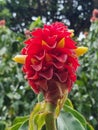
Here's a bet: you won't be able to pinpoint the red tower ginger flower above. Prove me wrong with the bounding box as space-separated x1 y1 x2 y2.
13 22 88 105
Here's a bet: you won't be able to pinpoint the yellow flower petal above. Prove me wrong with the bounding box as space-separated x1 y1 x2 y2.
31 58 37 64
68 29 74 37
12 55 27 64
75 47 88 57
57 38 65 48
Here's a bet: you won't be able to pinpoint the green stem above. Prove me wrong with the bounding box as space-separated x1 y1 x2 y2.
45 102 57 130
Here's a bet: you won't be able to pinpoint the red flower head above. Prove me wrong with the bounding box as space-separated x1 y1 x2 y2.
0 20 6 26
21 22 79 94
90 9 98 22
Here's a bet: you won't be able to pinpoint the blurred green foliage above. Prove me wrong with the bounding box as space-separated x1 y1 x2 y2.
0 0 11 25
69 21 98 130
0 24 37 123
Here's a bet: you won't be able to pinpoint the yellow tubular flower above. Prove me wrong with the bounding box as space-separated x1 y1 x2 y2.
12 55 27 64
75 47 88 57
13 47 88 64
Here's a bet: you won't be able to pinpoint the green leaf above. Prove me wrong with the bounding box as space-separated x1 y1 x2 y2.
7 116 29 130
13 115 29 125
0 121 6 130
7 122 22 130
37 92 44 102
63 102 94 130
86 122 94 130
65 98 73 108
7 120 29 130
63 104 86 128
57 111 85 130
29 17 43 30
18 120 28 130
34 112 47 130
28 102 46 130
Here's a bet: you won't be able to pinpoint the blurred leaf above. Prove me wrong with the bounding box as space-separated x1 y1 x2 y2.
63 104 86 128
57 111 85 130
13 116 29 125
0 21 36 123
33 112 47 130
0 121 6 130
29 17 43 30
7 116 29 130
65 98 73 108
37 92 44 102
18 120 28 130
87 122 94 130
0 47 7 55
70 21 98 129
7 123 22 130
28 102 46 130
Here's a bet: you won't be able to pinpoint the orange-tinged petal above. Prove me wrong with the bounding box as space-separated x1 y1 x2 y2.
57 38 65 48
31 58 38 64
45 53 52 62
12 55 27 64
42 40 47 46
75 47 88 56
